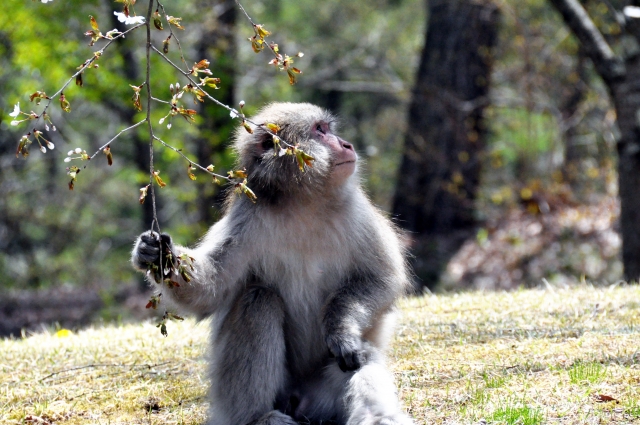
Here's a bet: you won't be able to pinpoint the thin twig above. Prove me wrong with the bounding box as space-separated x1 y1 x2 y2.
233 0 281 61
153 136 231 181
40 361 172 381
151 96 171 104
150 44 296 148
157 1 189 70
145 0 160 235
86 119 148 162
36 24 145 124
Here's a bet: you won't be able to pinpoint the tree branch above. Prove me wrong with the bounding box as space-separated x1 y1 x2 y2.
548 0 625 83
144 0 160 235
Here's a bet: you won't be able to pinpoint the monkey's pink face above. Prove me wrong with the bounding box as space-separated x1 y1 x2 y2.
313 121 357 185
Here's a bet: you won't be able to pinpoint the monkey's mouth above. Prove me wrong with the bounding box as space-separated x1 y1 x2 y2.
336 161 355 166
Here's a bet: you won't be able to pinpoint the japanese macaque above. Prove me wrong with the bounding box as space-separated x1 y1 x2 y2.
132 103 413 425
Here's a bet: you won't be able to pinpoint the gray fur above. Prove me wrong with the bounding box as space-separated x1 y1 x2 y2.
131 103 413 425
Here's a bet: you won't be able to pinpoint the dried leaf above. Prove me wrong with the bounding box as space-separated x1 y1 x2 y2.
29 91 49 105
167 15 184 30
264 123 281 133
254 24 271 39
294 147 315 172
234 179 257 203
187 163 197 181
228 169 248 179
90 15 99 31
153 170 166 188
146 294 161 309
103 145 113 166
139 184 150 204
595 394 618 403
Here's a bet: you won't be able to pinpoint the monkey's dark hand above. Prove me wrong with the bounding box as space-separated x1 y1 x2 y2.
326 333 367 372
132 231 174 279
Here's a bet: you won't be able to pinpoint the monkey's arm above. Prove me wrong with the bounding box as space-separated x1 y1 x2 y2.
131 217 248 316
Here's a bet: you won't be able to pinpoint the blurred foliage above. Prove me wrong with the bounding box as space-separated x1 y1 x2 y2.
0 0 624 294
479 0 617 216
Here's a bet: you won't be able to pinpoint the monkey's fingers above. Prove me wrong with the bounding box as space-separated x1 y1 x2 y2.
326 335 365 372
133 231 174 270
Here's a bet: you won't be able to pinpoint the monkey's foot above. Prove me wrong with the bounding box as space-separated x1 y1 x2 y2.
249 410 298 425
348 413 415 425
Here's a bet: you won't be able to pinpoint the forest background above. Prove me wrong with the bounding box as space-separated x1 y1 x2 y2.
0 0 629 335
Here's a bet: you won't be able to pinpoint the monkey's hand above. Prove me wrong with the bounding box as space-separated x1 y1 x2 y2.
325 333 367 372
131 231 175 282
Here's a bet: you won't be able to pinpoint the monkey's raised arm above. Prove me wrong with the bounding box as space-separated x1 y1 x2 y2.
131 215 250 316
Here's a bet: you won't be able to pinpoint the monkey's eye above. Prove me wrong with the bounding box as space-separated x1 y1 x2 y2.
261 135 275 151
315 124 325 135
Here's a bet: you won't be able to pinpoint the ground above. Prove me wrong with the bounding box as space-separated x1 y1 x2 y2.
1 284 639 424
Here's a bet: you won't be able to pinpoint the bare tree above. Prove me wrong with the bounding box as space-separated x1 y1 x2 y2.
392 0 500 289
548 0 640 281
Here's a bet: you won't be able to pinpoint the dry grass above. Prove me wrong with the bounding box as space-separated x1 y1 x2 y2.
1 284 639 424
394 284 640 424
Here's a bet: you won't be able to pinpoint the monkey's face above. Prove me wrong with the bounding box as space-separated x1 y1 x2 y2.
234 103 358 201
312 120 357 185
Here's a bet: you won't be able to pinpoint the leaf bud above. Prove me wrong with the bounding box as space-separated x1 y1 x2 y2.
60 93 71 112
153 10 163 30
103 145 113 166
139 184 150 204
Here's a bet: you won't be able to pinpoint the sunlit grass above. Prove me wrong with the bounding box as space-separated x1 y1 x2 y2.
490 403 544 425
1 284 639 424
568 360 607 384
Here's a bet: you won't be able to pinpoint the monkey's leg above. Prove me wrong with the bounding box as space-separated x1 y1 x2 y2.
296 347 413 425
207 286 296 425
343 358 414 425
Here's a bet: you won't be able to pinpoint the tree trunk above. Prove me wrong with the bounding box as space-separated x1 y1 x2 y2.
548 0 640 281
392 0 500 289
611 58 640 281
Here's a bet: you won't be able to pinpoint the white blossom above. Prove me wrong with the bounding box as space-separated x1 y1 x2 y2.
230 109 240 118
41 0 54 3
624 6 640 18
113 11 146 25
75 147 82 154
64 157 72 163
167 123 172 129
9 103 20 118
40 146 47 153
47 141 55 150
10 120 20 126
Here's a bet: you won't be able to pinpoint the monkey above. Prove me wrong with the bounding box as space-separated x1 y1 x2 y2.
132 103 414 425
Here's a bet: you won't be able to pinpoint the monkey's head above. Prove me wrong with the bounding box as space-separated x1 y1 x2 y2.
234 103 358 203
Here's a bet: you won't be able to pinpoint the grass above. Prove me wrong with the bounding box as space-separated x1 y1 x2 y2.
490 403 543 425
568 361 607 385
1 285 639 424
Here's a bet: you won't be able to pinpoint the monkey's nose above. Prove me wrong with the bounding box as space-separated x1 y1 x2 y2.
342 140 354 150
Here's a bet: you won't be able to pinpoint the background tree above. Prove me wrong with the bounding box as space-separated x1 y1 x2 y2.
548 0 640 281
392 0 500 289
